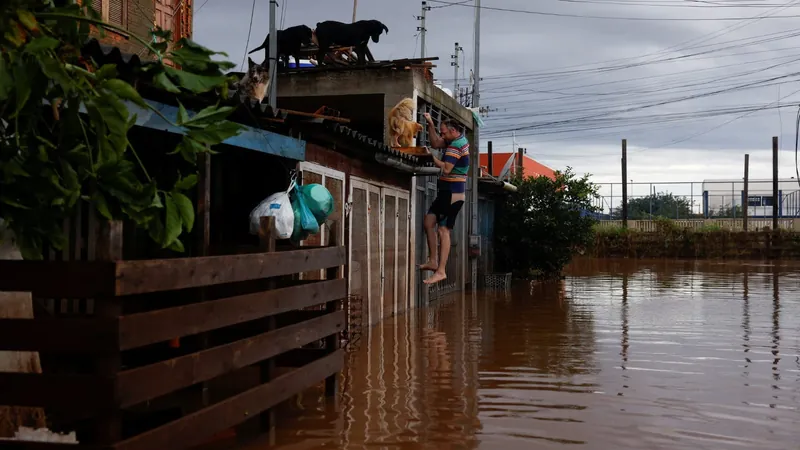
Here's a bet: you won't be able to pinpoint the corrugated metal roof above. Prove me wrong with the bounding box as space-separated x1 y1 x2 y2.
80 38 431 167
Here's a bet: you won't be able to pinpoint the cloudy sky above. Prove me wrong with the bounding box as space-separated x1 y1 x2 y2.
195 0 800 204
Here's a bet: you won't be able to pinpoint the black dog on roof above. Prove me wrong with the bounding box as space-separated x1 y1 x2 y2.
314 20 389 66
249 24 314 70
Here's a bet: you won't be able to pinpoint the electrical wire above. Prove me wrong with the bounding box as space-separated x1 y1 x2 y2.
795 105 800 188
239 0 258 71
195 0 212 14
427 0 800 20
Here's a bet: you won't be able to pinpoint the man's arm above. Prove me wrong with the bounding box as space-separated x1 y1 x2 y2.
423 113 446 149
430 154 455 174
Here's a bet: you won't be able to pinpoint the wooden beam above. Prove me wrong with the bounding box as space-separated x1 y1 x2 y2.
114 246 346 295
117 279 345 350
0 443 107 450
116 311 345 407
113 350 344 450
0 318 118 353
0 373 114 410
0 261 116 298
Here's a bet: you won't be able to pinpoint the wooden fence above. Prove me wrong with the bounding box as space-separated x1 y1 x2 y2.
595 218 800 232
0 217 345 449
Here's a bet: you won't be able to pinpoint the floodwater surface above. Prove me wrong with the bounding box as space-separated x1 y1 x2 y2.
262 259 800 449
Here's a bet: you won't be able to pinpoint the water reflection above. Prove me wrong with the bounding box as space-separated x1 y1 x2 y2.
259 259 800 449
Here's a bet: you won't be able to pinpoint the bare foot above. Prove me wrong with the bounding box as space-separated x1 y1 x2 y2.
423 271 447 284
418 261 438 271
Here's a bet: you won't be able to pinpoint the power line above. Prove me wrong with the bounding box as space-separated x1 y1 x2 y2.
240 0 257 71
427 0 800 20
195 0 213 14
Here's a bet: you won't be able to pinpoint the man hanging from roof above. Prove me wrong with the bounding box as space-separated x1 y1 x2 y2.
418 112 470 285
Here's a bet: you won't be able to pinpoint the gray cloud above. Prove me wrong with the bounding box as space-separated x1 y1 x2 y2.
194 0 800 184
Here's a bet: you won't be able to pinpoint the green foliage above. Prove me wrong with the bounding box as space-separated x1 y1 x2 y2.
711 204 743 218
0 0 242 259
612 192 693 220
495 168 600 279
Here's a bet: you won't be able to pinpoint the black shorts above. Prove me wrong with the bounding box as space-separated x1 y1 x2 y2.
427 190 464 229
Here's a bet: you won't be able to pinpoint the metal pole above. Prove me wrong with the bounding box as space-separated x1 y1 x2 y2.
419 2 429 58
773 136 779 229
743 154 749 231
267 0 277 109
487 140 493 176
621 139 628 228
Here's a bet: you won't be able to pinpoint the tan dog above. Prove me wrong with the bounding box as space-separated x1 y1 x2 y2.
388 98 422 147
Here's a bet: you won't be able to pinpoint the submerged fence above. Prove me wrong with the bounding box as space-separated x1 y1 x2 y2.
593 180 800 219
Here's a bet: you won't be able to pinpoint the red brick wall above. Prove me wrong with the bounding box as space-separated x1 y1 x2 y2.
84 0 156 57
306 143 411 191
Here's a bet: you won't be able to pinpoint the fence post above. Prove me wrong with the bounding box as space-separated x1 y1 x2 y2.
773 136 779 230
324 221 341 399
258 216 277 444
621 139 628 228
92 220 123 445
743 154 749 231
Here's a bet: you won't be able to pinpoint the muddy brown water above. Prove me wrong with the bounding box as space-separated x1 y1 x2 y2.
254 259 800 449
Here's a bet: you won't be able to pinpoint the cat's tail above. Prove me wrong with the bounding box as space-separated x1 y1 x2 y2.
249 36 269 54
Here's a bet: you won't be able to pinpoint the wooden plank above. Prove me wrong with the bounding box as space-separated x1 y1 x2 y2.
114 246 346 295
0 373 114 410
0 261 116 298
0 318 118 353
116 311 345 407
0 442 107 450
275 348 327 367
113 350 344 450
117 278 345 350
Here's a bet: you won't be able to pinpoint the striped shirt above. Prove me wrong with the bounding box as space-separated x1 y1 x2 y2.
438 134 470 193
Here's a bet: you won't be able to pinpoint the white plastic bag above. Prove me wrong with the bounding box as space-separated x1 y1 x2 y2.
249 181 296 239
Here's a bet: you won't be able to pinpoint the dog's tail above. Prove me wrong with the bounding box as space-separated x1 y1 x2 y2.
248 36 269 54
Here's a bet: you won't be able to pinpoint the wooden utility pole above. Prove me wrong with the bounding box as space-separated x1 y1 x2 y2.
352 0 357 22
621 139 628 228
743 154 749 231
772 136 779 230
517 148 524 178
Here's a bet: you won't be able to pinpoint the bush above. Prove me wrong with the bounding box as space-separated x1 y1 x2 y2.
495 167 599 279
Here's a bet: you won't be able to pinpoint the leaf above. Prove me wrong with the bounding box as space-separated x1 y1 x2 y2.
60 160 79 190
172 192 194 232
4 23 26 48
164 66 226 94
168 238 185 252
12 60 33 117
95 64 118 81
16 9 39 32
163 193 183 247
0 56 11 101
92 191 113 220
177 101 189 125
152 71 181 93
25 36 59 55
39 57 72 89
184 104 236 125
101 79 147 108
174 174 197 190
0 196 30 209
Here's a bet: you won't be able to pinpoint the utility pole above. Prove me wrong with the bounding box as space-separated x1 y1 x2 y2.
621 139 628 228
470 0 481 288
451 42 462 94
772 136 779 230
417 1 430 58
267 0 277 109
352 0 357 22
743 153 749 231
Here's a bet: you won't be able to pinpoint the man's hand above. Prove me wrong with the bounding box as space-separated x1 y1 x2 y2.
423 112 433 123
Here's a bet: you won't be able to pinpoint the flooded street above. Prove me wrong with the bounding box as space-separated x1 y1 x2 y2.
266 259 800 449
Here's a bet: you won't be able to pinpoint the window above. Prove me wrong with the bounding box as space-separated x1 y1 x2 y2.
90 0 126 27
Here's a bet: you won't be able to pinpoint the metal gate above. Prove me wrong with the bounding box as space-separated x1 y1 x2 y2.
349 178 410 326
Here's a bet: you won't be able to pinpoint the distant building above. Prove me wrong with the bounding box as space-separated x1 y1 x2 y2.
478 152 556 180
87 0 192 55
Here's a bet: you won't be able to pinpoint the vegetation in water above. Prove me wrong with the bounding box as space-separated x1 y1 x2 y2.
494 167 600 279
0 0 242 259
